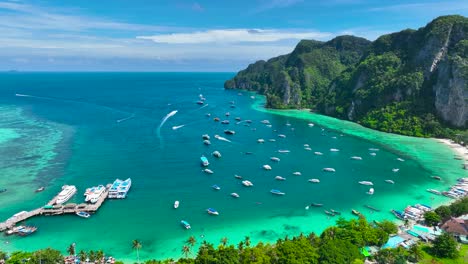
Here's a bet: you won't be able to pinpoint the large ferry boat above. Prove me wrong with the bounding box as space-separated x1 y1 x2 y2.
108 178 132 199
84 185 106 203
56 185 77 204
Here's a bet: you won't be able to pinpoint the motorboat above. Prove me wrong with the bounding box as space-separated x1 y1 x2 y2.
331 209 341 215
214 117 220 122
311 203 323 207
278 134 286 138
231 192 240 198
330 148 340 152
308 123 314 127
270 157 280 162
203 169 214 174
174 201 180 208
367 188 374 195
203 140 211 145
212 151 222 158
56 185 77 205
304 144 310 147
224 130 235 135
392 168 400 172
427 189 441 195
350 156 362 160
263 165 272 170
221 120 230 124
196 101 204 105
370 153 377 156
314 152 323 155
278 150 290 153
352 209 362 217
85 185 106 203
431 176 442 181
225 112 230 116
397 158 405 162
260 120 270 124
202 134 210 140
358 181 373 186
304 147 312 151
235 117 241 121
325 210 335 216
257 138 265 143
242 180 253 187
108 178 132 199
275 176 286 181
385 180 395 184
269 139 276 142
76 211 90 218
246 120 252 123
323 168 336 172
212 184 221 190
234 174 243 179
369 148 379 151
200 156 209 167
207 208 219 215
270 189 285 195
17 226 37 236
35 187 45 193
292 172 301 176
308 179 320 183
181 220 191 229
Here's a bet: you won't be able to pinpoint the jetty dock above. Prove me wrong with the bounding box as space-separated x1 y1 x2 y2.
0 184 111 232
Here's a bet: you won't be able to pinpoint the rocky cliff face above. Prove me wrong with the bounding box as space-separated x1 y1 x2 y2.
225 15 467 136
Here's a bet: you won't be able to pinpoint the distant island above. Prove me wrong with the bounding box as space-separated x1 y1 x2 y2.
225 15 467 142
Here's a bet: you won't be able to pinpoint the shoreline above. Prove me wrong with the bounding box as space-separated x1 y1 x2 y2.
435 138 468 169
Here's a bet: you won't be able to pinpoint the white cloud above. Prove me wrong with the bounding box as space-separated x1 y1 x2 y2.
137 29 331 44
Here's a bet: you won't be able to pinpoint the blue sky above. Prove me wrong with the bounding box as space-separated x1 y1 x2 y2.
0 0 466 71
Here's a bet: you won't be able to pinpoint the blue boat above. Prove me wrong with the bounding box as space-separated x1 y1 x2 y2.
270 189 285 195
211 184 220 190
76 211 90 218
181 220 191 229
207 208 219 215
391 209 406 220
200 156 209 167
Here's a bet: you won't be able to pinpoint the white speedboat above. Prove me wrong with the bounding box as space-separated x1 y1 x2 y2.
330 148 340 152
278 149 290 153
369 148 379 151
268 139 276 142
203 169 214 174
200 156 209 167
270 157 280 162
350 156 363 160
293 172 301 176
314 152 323 155
202 134 210 140
76 211 90 218
181 220 191 229
278 134 286 138
358 181 374 186
56 185 77 205
263 165 272 170
270 189 285 195
275 176 286 181
308 179 320 183
203 140 211 145
174 201 180 209
385 180 395 184
231 192 240 198
367 188 374 195
212 151 221 158
304 147 312 151
308 123 314 127
370 153 377 156
242 180 253 187
323 168 336 172
304 144 310 147
392 168 400 172
108 178 132 199
397 158 405 162
207 208 219 215
257 138 265 143
212 184 221 190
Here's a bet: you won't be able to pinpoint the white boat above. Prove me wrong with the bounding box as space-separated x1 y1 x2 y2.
314 152 323 155
108 178 132 199
370 153 377 156
200 156 209 167
397 158 405 162
268 139 276 142
263 164 272 170
231 192 240 198
212 184 221 190
260 120 270 124
257 138 265 143
350 156 363 160
181 220 191 229
207 208 219 215
270 189 285 195
427 189 441 195
308 123 314 127
323 168 336 172
275 176 286 181
76 211 90 218
277 150 290 153
304 144 310 147
203 140 211 145
278 134 286 138
358 181 374 186
56 185 77 205
270 157 280 162
174 201 180 209
367 188 374 195
392 168 400 172
242 180 253 187
385 180 395 184
86 185 105 203
308 179 320 183
330 148 340 152
202 134 210 140
212 151 221 158
203 169 214 174
293 172 302 176
304 147 312 151
369 148 380 151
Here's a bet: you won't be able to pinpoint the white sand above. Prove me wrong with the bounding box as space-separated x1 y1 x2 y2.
436 139 468 168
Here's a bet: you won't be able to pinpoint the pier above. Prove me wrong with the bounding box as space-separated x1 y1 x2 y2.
0 184 111 232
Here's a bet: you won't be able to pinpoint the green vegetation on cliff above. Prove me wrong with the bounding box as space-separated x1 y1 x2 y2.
225 15 467 139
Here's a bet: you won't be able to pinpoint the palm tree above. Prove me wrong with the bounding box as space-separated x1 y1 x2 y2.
96 250 104 264
78 250 87 262
220 237 228 246
408 243 423 262
181 245 191 258
186 236 197 248
88 250 96 263
244 236 251 247
67 243 76 256
238 241 244 251
132 240 142 264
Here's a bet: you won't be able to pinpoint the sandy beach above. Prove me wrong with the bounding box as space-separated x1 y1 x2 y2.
436 139 468 169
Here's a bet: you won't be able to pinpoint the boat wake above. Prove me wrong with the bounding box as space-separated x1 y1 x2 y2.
157 110 178 144
172 124 185 130
116 114 135 123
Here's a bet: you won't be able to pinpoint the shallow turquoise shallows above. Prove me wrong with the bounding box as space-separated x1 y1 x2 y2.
0 73 465 262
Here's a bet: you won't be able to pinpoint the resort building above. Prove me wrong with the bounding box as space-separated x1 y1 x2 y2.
441 215 468 244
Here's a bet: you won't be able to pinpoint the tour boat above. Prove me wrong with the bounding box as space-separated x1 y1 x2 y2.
200 156 209 167
35 187 45 193
367 188 375 195
314 152 323 155
174 201 180 209
203 169 214 174
76 211 90 218
350 156 362 160
242 180 253 187
207 208 219 215
323 168 336 172
56 185 77 205
202 134 210 140
231 192 240 198
358 181 374 186
308 179 320 183
385 180 395 184
212 185 221 190
212 151 221 158
263 165 272 170
257 138 265 143
427 189 441 195
181 220 191 229
108 178 132 199
17 226 37 236
292 172 301 176
270 157 280 162
275 176 286 181
270 189 285 195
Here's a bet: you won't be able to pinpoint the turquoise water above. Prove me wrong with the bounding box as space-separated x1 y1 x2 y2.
0 73 465 262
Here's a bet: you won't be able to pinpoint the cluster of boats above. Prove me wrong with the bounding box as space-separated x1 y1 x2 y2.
108 178 132 199
6 225 37 236
391 204 432 221
442 178 468 199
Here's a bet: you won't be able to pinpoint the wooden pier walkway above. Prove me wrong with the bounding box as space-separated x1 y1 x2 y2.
0 184 111 232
